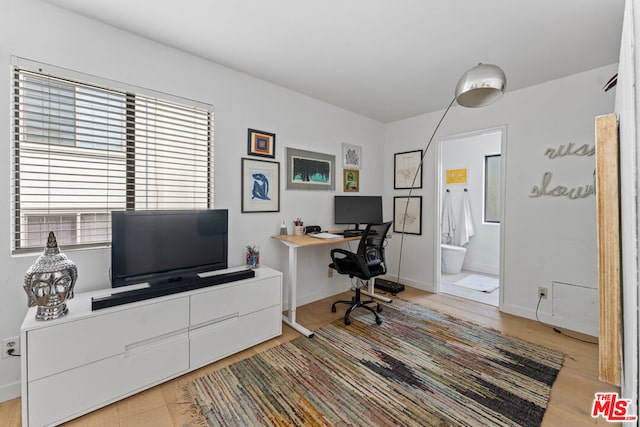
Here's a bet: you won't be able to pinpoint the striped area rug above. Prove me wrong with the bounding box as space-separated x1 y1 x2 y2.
185 299 563 426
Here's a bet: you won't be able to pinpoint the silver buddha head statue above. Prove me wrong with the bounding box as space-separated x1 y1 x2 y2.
24 232 78 321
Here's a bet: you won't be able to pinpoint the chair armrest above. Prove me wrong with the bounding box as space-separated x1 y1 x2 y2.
330 248 370 276
330 248 358 264
330 248 353 258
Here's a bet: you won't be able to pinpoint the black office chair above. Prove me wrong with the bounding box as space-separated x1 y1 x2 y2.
329 221 393 326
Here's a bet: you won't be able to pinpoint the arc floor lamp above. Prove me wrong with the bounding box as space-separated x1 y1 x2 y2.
394 63 507 287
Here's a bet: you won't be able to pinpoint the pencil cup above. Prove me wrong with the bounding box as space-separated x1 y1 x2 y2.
245 245 260 269
294 226 304 235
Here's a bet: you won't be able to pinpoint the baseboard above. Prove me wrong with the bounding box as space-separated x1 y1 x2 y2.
461 261 499 276
290 274 432 309
501 302 597 337
0 380 20 403
290 282 351 310
381 274 435 293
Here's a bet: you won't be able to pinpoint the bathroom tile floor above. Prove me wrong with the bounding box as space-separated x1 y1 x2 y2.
440 270 499 306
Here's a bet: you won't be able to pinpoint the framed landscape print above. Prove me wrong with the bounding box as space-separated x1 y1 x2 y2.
342 143 362 169
247 128 276 158
343 169 359 192
394 149 423 189
286 147 335 190
241 158 280 212
393 196 422 235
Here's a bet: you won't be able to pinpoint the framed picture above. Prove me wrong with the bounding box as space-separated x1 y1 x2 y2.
446 168 467 184
241 158 280 212
247 128 276 158
343 169 359 192
286 147 335 190
394 149 423 189
393 196 422 235
342 143 362 169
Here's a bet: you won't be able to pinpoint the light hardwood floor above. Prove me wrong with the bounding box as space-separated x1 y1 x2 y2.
0 286 621 426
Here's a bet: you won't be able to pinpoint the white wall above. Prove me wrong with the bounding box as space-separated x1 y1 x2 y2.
441 130 502 275
0 0 384 401
384 64 617 337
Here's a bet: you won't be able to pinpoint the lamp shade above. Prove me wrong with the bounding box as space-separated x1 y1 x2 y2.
455 63 506 108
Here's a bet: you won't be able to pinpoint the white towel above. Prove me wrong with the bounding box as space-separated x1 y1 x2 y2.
457 190 475 246
441 191 455 244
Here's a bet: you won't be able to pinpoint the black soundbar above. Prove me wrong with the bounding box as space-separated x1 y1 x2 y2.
91 269 256 311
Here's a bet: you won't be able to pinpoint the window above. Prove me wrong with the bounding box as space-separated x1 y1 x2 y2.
484 154 501 223
24 214 77 249
12 66 213 252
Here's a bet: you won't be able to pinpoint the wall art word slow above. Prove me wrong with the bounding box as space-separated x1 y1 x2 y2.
530 143 595 200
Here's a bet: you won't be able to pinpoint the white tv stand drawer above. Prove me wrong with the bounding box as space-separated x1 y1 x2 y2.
190 304 282 369
27 297 190 381
21 267 282 427
28 330 190 427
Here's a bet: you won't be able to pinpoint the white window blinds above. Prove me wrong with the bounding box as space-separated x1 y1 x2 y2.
12 67 213 252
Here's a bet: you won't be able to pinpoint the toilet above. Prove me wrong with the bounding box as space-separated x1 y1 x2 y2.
441 244 467 274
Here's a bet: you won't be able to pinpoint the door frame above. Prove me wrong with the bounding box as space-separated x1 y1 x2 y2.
433 125 507 309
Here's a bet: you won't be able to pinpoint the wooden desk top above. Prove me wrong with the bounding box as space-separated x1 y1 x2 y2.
271 233 360 247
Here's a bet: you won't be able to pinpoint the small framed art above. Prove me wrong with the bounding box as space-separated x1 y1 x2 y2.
343 169 359 192
241 158 280 213
394 149 423 189
393 196 422 235
446 168 467 184
342 143 362 169
247 128 276 158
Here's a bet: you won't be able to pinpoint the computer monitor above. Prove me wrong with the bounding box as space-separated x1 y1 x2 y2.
334 196 383 230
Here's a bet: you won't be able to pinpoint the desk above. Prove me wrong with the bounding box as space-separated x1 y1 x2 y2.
272 233 392 337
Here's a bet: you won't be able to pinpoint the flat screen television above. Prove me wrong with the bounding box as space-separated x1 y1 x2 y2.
334 195 383 230
111 209 228 288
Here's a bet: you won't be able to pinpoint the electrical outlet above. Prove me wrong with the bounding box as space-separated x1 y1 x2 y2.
2 337 20 359
328 268 333 278
538 287 548 299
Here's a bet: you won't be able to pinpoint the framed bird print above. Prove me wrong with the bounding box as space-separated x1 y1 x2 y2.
241 158 280 212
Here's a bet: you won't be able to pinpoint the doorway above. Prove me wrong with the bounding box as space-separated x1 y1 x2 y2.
435 127 506 307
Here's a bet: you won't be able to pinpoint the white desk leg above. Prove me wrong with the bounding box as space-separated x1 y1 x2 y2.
361 280 393 303
282 244 315 338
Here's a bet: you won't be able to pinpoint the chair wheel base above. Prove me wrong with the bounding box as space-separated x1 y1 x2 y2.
331 288 384 326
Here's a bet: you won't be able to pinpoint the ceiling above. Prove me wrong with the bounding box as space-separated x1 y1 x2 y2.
43 0 624 123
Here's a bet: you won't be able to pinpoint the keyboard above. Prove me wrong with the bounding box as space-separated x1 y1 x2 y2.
341 230 364 237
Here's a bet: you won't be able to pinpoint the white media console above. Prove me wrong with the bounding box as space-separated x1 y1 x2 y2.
20 266 282 427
